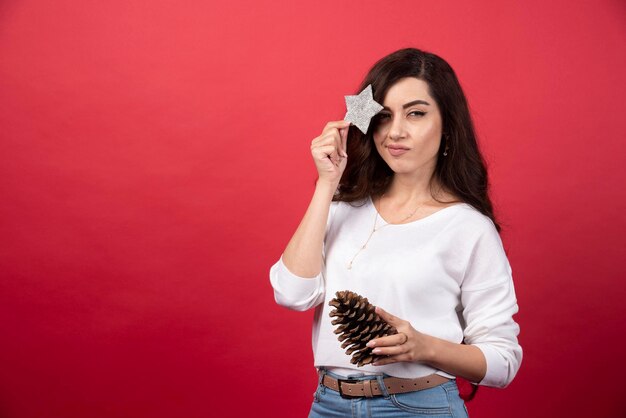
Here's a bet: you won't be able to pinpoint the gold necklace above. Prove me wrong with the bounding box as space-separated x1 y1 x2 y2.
346 194 423 270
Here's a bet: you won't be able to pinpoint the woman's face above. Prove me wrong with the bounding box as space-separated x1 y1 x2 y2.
373 77 443 178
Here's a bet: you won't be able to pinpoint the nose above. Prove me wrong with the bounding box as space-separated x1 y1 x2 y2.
387 115 406 141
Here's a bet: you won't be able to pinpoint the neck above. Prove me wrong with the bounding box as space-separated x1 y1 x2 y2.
384 172 438 204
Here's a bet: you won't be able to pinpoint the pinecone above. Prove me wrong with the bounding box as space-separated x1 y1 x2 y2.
328 290 398 367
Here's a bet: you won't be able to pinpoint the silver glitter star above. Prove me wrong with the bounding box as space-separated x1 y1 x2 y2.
344 84 384 134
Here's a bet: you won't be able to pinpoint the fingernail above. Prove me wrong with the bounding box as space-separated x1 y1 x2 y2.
366 341 375 347
372 348 381 354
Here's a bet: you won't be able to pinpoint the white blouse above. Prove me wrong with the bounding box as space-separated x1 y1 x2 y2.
269 197 522 388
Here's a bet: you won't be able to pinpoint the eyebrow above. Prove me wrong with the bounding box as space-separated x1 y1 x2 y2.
382 99 431 110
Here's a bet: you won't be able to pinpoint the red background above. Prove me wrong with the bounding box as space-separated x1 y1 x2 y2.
1 1 625 417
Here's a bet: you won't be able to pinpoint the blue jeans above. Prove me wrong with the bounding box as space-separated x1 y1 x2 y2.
308 369 469 418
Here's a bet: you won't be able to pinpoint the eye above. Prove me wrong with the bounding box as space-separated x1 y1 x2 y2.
408 110 426 117
373 113 391 127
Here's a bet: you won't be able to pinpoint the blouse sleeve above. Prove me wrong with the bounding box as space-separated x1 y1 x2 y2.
268 201 338 312
460 219 523 388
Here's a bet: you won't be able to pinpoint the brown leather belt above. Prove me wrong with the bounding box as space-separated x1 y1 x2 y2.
321 372 451 398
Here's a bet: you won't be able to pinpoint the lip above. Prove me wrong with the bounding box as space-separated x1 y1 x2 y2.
387 145 410 157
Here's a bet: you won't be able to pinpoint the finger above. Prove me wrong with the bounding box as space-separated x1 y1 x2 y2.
367 333 406 348
311 133 336 147
323 120 351 134
314 132 345 162
371 354 407 367
312 130 343 149
375 306 400 326
311 136 340 153
371 344 408 357
339 127 348 158
312 145 341 163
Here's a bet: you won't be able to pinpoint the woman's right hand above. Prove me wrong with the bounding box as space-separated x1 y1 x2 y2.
310 120 350 185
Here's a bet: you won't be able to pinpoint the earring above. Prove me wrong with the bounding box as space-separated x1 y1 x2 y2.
443 134 449 157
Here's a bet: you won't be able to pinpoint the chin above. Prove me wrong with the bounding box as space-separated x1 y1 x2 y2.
384 158 436 176
384 161 413 174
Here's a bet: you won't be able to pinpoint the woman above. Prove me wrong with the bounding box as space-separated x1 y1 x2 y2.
269 48 522 417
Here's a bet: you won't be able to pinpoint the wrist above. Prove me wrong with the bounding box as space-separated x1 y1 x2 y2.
315 178 339 194
420 334 439 364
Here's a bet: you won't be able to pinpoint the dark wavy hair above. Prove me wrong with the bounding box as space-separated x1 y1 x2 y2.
335 48 501 232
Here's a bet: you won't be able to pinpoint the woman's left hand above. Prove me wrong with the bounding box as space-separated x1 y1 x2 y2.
367 306 435 366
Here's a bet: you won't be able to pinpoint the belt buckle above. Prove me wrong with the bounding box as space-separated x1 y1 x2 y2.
337 379 360 399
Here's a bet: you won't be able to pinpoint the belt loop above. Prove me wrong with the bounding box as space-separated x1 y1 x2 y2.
375 374 390 399
363 379 374 398
317 367 327 394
